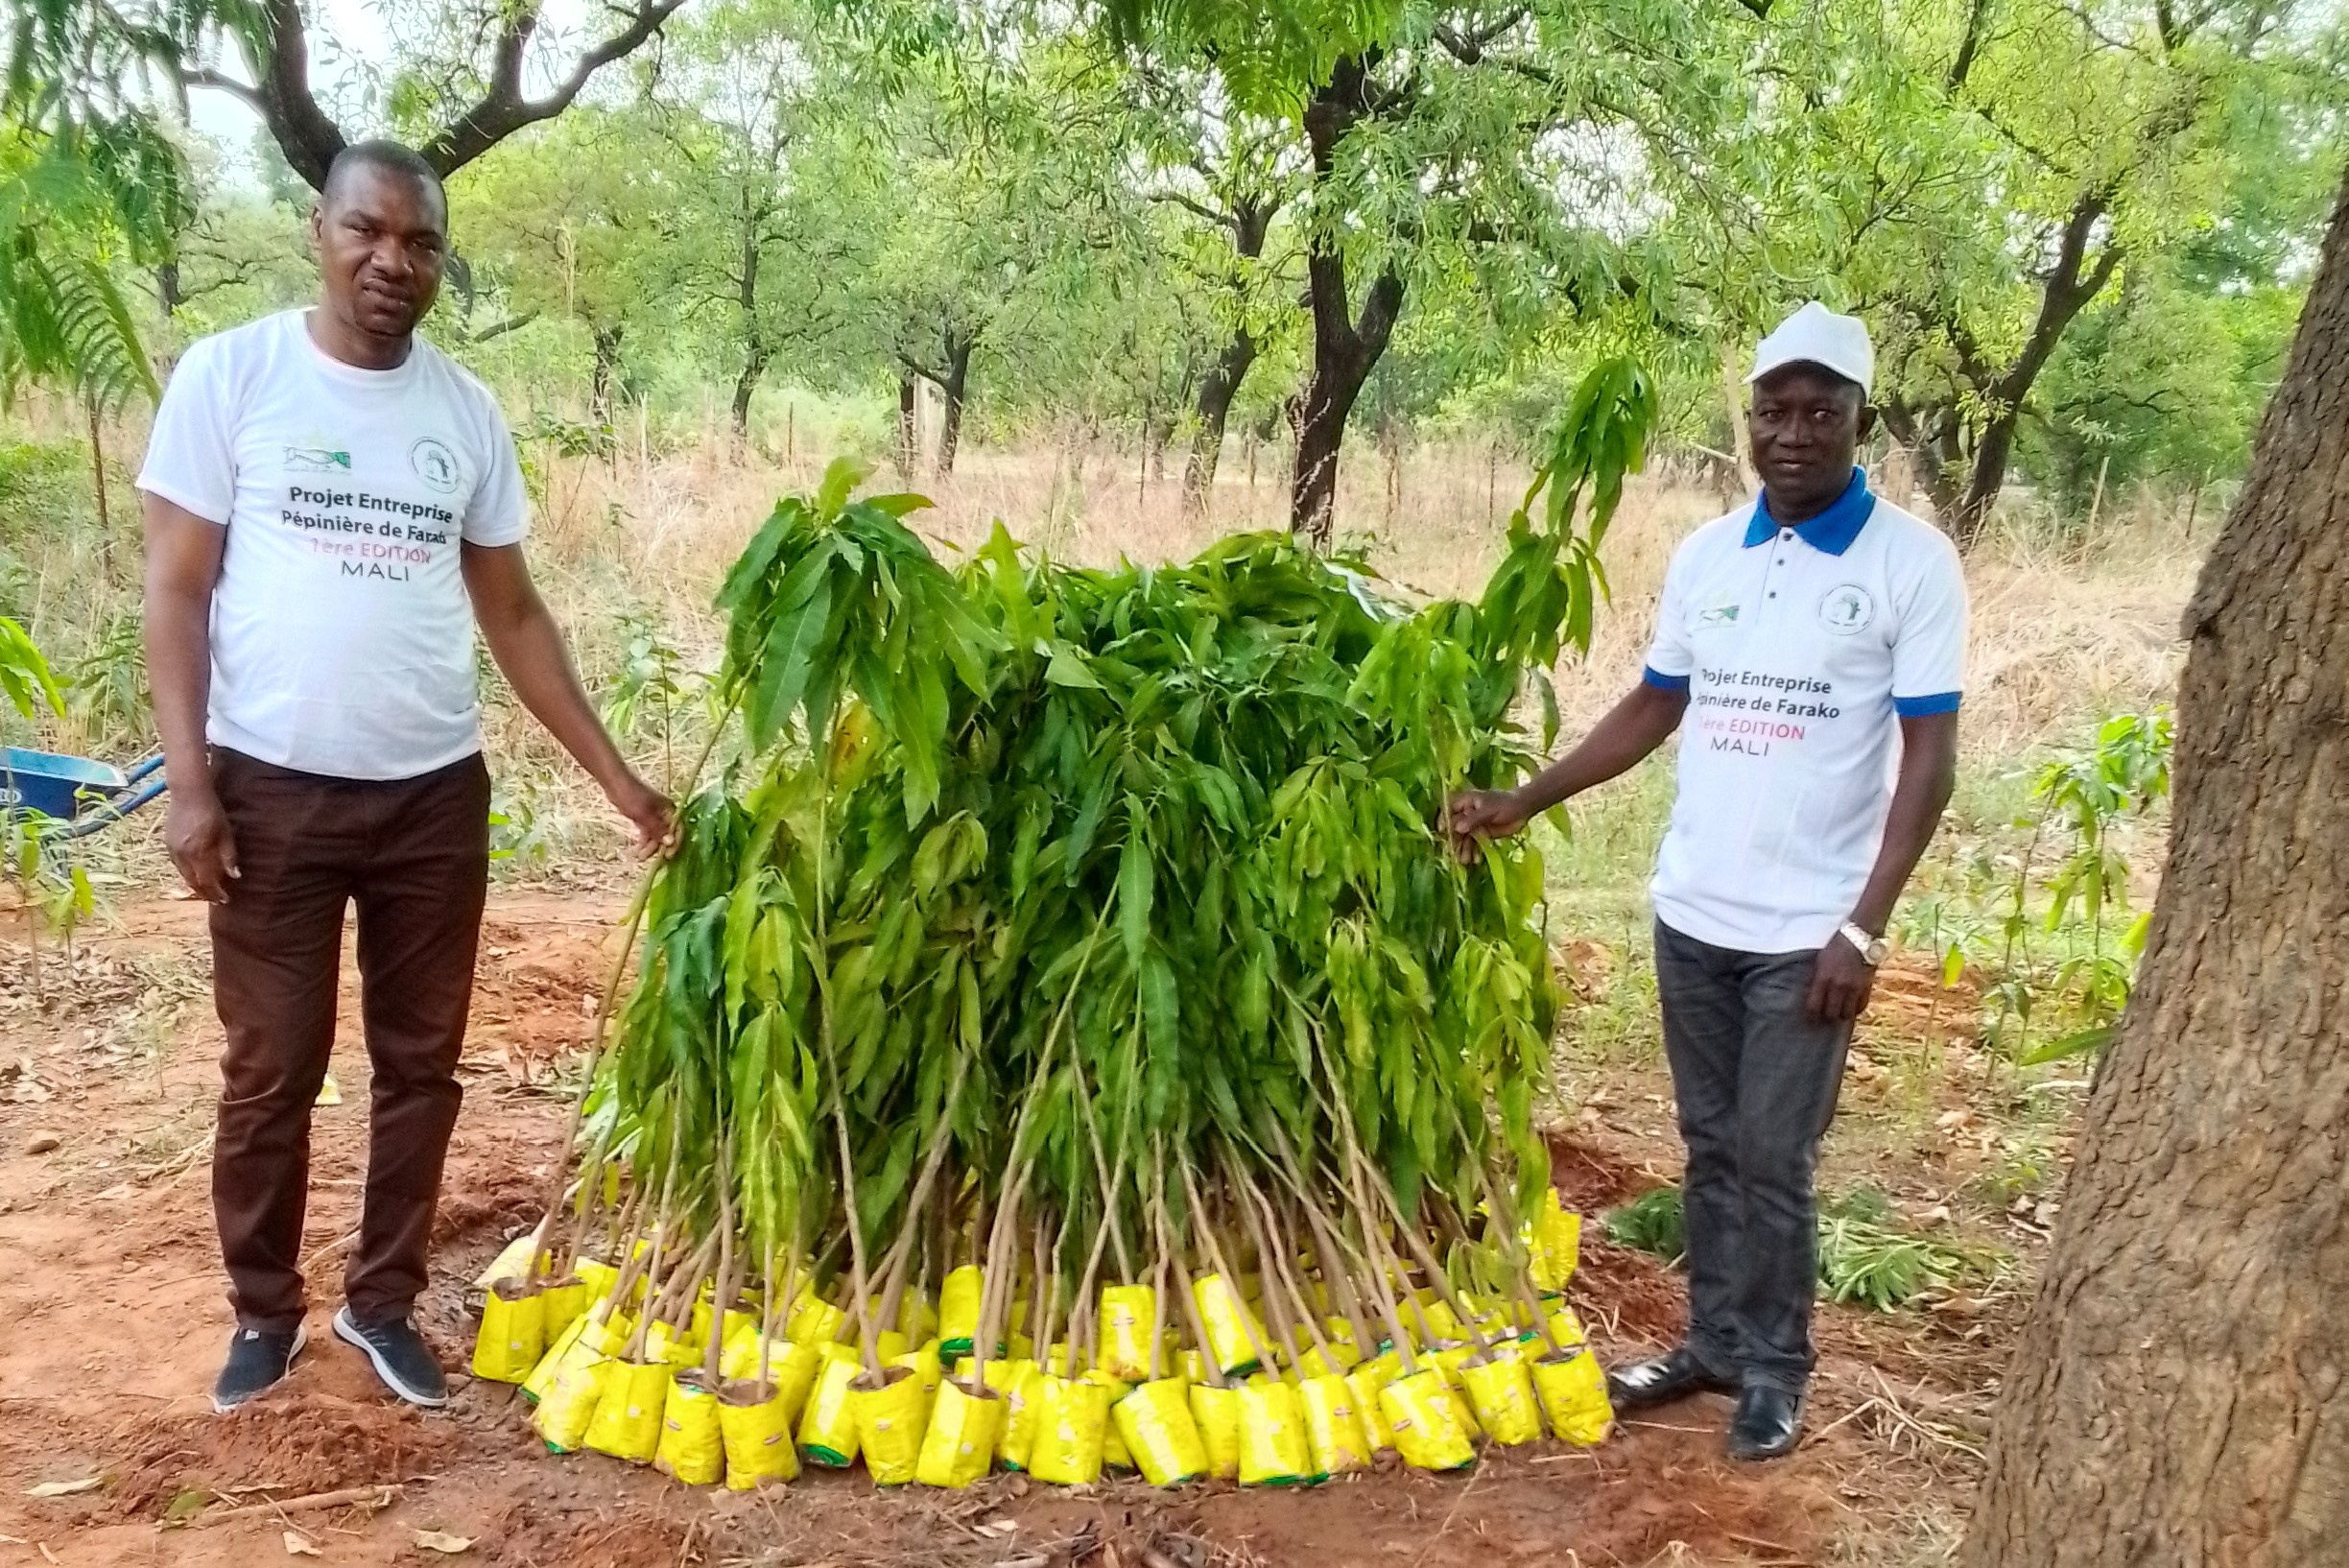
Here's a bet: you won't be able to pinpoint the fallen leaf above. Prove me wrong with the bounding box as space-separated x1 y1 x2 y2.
415 1530 475 1555
26 1479 101 1498
285 1531 322 1556
22 1132 59 1155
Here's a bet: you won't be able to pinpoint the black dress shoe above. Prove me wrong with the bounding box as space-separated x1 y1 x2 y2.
1605 1345 1740 1411
1725 1383 1804 1461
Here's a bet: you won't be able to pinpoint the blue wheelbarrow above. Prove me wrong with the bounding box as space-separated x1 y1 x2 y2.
0 748 169 838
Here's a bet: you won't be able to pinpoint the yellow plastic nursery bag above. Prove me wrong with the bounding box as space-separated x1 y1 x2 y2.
717 1377 800 1489
995 1359 1045 1469
1188 1382 1242 1480
1460 1354 1542 1445
1235 1378 1312 1485
1545 1306 1588 1352
1380 1368 1475 1472
915 1376 1006 1488
1097 1283 1158 1382
1114 1378 1207 1485
472 1280 547 1384
1530 1191 1583 1292
1083 1370 1133 1469
523 1311 589 1406
797 1347 863 1466
1532 1349 1614 1446
939 1264 985 1356
788 1295 847 1348
539 1280 589 1348
1298 1338 1362 1380
1345 1362 1395 1453
855 1366 930 1485
654 1371 725 1485
1193 1273 1265 1376
1299 1373 1371 1476
534 1342 612 1452
574 1257 620 1300
583 1360 673 1464
1026 1373 1112 1485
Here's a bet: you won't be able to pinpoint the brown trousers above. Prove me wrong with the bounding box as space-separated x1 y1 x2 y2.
208 747 489 1331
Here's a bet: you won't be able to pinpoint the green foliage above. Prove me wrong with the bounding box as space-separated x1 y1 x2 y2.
1602 1185 1685 1262
1605 1183 2000 1311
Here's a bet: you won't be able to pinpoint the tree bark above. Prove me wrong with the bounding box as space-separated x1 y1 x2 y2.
730 343 766 444
1961 168 2349 1568
1183 328 1257 516
590 324 623 426
896 372 920 481
934 331 973 478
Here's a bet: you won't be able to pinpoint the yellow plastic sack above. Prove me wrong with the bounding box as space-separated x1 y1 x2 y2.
899 1292 939 1346
1298 1338 1362 1380
575 1258 620 1300
896 1340 945 1394
539 1280 589 1348
1193 1273 1265 1375
798 1348 864 1466
1380 1368 1475 1472
856 1366 930 1485
1545 1306 1588 1353
1188 1382 1242 1480
1026 1373 1112 1486
1299 1373 1370 1476
1084 1370 1133 1469
474 1229 544 1289
1461 1353 1542 1445
1236 1378 1312 1485
718 1378 801 1489
1346 1362 1396 1453
1098 1283 1158 1382
1180 1347 1210 1386
1532 1349 1614 1446
915 1376 1006 1488
1114 1378 1207 1485
523 1311 589 1406
583 1361 673 1464
472 1281 547 1384
1419 1300 1466 1342
1530 1191 1584 1292
788 1295 847 1348
534 1345 611 1452
994 1359 1044 1469
874 1329 911 1364
939 1264 985 1356
655 1371 725 1485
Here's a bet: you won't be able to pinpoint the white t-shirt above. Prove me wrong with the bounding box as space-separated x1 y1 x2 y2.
1641 472 1967 953
138 310 528 781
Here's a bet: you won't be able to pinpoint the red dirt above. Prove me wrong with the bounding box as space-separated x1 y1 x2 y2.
0 889 1974 1566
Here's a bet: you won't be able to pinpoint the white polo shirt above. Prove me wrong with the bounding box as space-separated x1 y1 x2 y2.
1641 470 1966 954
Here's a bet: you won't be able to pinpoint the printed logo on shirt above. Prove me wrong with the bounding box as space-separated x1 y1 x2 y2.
285 445 351 473
1697 602 1741 628
1818 583 1874 635
410 437 460 493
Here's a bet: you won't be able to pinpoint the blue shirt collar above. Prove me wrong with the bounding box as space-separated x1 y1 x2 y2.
1743 466 1875 556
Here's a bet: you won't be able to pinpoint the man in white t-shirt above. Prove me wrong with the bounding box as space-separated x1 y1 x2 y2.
1447 302 1965 1461
138 141 672 1414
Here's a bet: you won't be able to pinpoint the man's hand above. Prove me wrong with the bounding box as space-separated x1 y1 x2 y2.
606 771 676 859
1806 931 1876 1025
166 791 241 903
1442 789 1530 864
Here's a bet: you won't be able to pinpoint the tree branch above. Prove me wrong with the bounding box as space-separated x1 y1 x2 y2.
420 0 693 177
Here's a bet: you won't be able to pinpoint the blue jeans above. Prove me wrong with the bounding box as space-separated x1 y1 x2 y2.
1653 920 1853 1395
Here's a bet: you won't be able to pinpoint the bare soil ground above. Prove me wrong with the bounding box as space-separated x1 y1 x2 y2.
0 891 1995 1567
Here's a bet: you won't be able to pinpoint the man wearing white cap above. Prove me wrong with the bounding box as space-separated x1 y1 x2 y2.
1446 301 1966 1460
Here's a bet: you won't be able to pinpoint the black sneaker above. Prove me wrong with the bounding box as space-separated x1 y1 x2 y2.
214 1323 306 1414
332 1305 448 1409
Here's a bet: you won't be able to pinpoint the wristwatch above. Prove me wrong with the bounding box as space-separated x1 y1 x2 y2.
1838 921 1889 966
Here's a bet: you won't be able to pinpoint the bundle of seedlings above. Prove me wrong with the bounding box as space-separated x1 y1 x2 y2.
471 361 1657 1490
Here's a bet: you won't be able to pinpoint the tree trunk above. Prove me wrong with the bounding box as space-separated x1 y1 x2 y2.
1183 329 1257 516
730 343 766 445
935 332 973 478
87 397 114 585
1291 258 1403 548
590 323 624 426
896 371 920 481
1961 169 2349 1568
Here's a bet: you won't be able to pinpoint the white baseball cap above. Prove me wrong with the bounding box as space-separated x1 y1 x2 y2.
1748 301 1874 395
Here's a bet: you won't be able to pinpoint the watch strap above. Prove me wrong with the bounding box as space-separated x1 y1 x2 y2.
1839 921 1887 966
